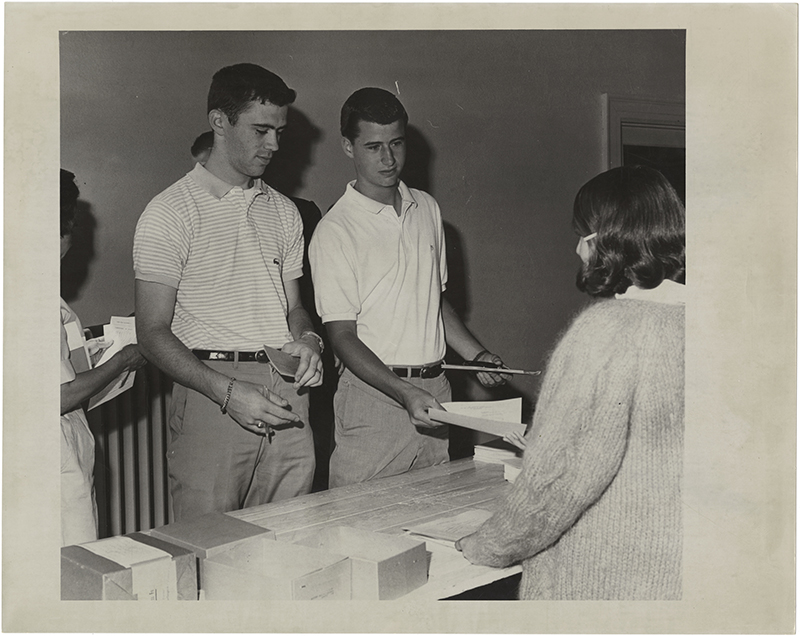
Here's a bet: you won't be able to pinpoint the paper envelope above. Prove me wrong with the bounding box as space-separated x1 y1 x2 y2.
262 345 300 378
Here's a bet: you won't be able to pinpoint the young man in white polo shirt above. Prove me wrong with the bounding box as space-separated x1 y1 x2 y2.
134 64 324 521
309 87 508 488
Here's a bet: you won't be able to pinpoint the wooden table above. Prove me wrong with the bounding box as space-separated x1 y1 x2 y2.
229 458 522 600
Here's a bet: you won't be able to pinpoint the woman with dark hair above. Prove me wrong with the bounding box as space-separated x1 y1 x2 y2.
457 165 685 600
60 169 146 546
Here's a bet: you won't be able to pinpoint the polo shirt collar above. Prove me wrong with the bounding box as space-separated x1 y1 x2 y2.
345 180 418 215
189 163 270 201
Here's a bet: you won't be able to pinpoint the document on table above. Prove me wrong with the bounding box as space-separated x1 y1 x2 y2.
403 509 495 548
88 316 138 410
428 397 526 437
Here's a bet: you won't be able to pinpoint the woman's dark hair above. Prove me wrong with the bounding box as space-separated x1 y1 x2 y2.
340 87 408 141
207 63 296 126
61 169 79 238
573 165 685 297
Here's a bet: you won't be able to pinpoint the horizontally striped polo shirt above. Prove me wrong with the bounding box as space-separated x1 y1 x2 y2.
133 163 303 350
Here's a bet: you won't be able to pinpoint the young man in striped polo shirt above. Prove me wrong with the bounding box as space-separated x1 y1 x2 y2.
309 88 509 488
133 64 324 522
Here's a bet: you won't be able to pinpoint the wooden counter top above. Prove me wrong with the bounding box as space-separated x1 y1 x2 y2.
228 458 521 600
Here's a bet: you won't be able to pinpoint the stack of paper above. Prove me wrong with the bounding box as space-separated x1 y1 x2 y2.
473 437 521 464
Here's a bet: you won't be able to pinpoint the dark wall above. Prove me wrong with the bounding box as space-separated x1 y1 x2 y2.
61 30 685 408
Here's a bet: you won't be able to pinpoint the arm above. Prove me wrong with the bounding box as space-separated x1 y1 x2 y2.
326 320 444 429
60 345 146 415
135 279 300 434
441 297 509 387
280 278 324 389
456 307 635 567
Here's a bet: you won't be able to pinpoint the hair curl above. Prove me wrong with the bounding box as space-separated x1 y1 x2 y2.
60 169 79 238
340 87 408 141
573 165 685 297
207 63 295 126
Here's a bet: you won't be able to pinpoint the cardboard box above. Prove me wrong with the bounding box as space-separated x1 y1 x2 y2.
203 540 351 600
294 526 428 600
149 512 275 588
61 533 197 600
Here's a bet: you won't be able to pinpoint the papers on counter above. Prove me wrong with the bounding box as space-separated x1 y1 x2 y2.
473 438 525 484
403 509 494 548
428 397 526 437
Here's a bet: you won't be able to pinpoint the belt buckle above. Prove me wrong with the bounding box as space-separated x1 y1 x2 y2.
420 363 442 379
255 350 268 363
209 351 231 361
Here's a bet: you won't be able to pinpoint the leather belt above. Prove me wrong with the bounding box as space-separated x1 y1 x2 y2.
391 362 444 379
192 350 268 363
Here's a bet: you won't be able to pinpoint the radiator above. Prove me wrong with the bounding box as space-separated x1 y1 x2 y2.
86 364 173 537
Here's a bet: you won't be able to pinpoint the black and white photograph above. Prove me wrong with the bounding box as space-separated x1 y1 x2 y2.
4 3 796 633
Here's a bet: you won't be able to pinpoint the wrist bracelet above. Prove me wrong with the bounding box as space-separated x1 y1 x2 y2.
300 330 325 354
221 377 236 414
472 349 490 362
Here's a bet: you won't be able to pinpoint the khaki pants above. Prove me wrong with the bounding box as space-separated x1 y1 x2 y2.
329 368 451 488
167 360 315 522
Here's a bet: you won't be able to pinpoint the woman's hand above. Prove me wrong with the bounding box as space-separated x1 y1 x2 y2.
502 430 527 451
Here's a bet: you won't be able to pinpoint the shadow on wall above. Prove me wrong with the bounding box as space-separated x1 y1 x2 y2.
402 125 433 195
401 125 533 458
61 199 96 303
263 106 322 199
263 106 335 491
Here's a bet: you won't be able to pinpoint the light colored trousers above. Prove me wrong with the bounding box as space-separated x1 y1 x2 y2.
167 360 315 522
329 368 451 488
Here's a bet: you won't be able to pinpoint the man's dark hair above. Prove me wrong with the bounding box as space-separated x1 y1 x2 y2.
340 87 408 141
573 165 685 297
191 130 214 158
61 169 79 238
207 63 296 126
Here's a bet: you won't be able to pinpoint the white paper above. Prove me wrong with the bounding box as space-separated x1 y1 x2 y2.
439 398 522 423
429 398 526 437
88 317 138 410
95 316 137 366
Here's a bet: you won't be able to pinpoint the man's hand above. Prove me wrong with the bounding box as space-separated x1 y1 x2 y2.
281 335 324 389
398 383 447 429
224 379 302 436
474 350 511 387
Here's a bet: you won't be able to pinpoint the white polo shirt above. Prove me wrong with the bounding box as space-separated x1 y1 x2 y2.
309 181 448 366
133 163 304 350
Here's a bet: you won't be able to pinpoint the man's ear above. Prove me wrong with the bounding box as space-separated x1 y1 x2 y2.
341 136 354 159
208 109 228 135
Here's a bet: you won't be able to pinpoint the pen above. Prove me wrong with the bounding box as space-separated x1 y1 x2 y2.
440 364 541 376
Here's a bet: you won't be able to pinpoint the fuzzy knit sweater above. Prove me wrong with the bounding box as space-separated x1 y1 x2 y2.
466 294 684 600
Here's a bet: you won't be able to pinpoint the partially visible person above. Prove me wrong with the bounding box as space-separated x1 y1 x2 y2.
134 63 323 522
191 130 214 165
309 88 509 488
60 169 147 546
457 165 685 600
